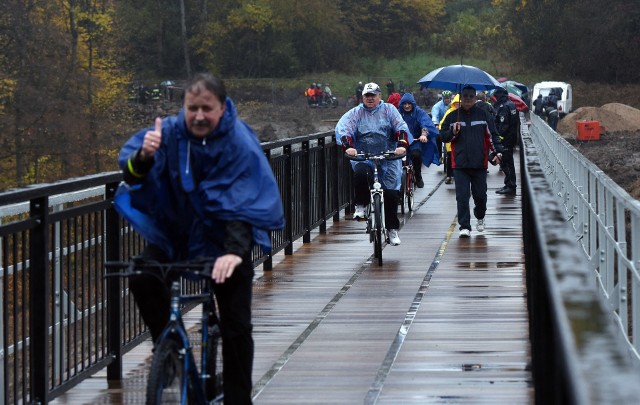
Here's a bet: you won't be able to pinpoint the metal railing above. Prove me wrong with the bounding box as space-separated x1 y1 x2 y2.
522 115 640 404
0 131 350 404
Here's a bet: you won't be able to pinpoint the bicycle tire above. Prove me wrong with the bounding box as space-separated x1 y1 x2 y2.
400 167 407 214
373 194 383 265
204 320 224 402
407 166 414 212
146 337 188 405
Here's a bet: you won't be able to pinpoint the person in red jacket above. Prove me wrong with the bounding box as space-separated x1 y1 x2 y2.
386 92 401 108
305 83 316 107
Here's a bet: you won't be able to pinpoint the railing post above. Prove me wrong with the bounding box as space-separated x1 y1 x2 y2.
105 182 123 380
302 141 311 243
29 196 50 404
283 145 293 255
318 137 327 233
331 143 341 222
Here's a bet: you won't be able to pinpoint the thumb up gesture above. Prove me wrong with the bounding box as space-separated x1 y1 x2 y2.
140 117 163 160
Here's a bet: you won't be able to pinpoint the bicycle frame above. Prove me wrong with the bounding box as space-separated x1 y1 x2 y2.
159 281 214 405
105 259 222 405
346 151 405 265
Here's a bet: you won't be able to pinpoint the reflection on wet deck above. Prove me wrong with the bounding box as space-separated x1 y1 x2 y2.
52 154 532 404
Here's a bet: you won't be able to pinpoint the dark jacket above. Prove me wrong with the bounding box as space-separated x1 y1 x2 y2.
476 100 495 117
440 105 503 170
493 91 520 148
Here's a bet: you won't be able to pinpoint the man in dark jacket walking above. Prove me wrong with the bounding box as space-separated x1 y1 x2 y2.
492 87 520 195
441 85 503 237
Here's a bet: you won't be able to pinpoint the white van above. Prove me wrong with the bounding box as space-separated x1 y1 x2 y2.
532 81 573 117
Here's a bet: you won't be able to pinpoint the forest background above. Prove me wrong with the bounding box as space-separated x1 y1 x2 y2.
1 0 639 191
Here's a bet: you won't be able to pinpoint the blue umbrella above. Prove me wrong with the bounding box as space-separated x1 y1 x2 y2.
417 64 501 92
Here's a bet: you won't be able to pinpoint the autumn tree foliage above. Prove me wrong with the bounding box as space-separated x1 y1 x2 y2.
1 0 638 189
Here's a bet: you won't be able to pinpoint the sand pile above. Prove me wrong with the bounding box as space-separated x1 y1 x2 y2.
557 103 640 136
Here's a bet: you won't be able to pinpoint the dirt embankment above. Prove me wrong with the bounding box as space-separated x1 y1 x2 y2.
557 103 640 135
555 103 640 200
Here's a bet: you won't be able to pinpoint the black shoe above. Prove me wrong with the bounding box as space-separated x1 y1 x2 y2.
416 178 424 188
496 187 516 195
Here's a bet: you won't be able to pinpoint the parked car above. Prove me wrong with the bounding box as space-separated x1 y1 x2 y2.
531 81 573 117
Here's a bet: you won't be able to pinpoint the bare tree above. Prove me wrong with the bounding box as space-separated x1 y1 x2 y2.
180 0 192 77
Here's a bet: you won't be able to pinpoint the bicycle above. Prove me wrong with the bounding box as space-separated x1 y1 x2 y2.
399 157 416 214
105 257 223 405
346 150 406 265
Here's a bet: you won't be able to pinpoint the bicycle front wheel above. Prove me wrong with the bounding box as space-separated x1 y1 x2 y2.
373 194 383 265
205 322 224 402
146 338 188 405
407 166 415 212
400 167 407 214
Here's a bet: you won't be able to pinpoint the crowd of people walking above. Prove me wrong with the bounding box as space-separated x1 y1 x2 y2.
336 77 521 239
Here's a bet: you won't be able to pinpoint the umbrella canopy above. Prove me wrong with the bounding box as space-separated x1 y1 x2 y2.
501 80 529 97
417 64 501 92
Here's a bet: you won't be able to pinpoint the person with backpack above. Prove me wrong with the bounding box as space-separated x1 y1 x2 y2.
544 88 562 130
533 94 544 116
492 87 520 195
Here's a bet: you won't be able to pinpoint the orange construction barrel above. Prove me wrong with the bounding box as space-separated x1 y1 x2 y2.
576 120 600 141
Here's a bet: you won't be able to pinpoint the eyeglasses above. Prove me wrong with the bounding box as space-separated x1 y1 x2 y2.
461 94 476 99
363 93 377 98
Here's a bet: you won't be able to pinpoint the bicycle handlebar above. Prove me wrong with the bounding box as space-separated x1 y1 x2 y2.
345 150 406 162
104 256 215 284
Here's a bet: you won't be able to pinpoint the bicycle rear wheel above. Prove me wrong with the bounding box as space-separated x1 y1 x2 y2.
400 167 407 214
373 194 383 265
146 337 187 405
406 166 415 212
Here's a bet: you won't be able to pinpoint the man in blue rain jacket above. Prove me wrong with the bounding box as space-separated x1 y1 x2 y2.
116 73 284 405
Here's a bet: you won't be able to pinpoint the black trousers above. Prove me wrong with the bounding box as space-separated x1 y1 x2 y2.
501 147 517 189
409 148 422 178
353 163 401 230
129 244 255 405
452 168 487 231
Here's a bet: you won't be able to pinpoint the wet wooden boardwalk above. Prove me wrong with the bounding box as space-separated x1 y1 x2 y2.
52 152 532 404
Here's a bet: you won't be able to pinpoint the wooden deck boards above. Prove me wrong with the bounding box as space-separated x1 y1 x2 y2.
51 153 532 404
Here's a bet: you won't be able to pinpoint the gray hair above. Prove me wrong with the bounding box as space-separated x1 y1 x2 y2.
184 73 227 104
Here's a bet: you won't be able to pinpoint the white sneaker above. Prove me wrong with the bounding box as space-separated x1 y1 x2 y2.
387 229 401 245
476 218 485 232
353 204 367 220
459 229 471 238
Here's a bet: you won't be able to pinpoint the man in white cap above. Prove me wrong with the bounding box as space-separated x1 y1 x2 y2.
335 82 411 246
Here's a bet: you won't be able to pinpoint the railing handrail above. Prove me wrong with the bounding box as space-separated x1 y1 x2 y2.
0 130 351 404
522 115 640 404
529 113 640 365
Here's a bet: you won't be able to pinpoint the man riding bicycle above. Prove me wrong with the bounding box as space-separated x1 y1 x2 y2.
114 73 284 404
336 82 411 246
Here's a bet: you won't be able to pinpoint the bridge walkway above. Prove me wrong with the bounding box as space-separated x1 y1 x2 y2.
51 152 532 404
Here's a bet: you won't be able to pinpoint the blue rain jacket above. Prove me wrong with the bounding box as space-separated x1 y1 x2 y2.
335 101 411 190
115 98 284 261
398 93 440 167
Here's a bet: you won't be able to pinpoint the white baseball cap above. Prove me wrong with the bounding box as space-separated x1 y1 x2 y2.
362 82 381 96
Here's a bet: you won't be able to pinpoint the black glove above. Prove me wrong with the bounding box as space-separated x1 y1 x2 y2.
488 151 501 166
